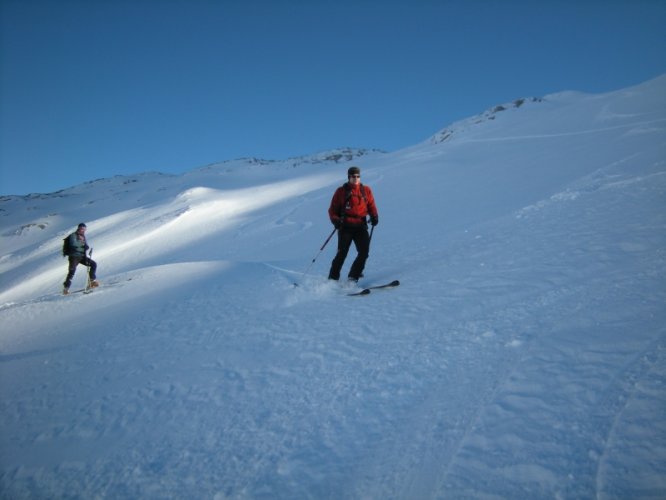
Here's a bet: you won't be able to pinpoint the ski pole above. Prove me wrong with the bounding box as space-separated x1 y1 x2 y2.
85 248 94 291
319 226 337 251
365 223 375 260
295 227 337 286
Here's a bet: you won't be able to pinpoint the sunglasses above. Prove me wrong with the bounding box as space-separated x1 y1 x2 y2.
349 174 360 178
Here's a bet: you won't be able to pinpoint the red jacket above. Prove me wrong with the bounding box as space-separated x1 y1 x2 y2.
328 183 378 226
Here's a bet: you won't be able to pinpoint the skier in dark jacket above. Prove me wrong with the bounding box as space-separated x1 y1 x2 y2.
63 223 98 294
328 166 379 282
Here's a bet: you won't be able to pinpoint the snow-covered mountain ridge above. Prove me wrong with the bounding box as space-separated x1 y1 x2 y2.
429 96 545 144
1 75 665 498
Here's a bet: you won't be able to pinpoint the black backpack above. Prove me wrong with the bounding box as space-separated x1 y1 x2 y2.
62 234 72 257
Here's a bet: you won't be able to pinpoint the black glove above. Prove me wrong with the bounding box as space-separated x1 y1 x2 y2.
370 216 378 226
333 218 342 229
84 244 90 251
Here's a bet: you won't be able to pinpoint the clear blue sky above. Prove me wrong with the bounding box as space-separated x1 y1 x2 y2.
1 0 665 196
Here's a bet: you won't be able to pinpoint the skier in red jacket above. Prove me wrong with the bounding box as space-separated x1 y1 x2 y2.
328 166 379 282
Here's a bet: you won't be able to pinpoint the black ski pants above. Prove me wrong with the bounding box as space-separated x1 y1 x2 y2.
328 224 370 281
64 255 97 288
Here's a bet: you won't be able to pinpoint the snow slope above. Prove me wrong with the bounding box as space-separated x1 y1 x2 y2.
1 75 665 498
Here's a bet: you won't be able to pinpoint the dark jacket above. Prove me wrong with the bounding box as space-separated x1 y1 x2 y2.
66 232 88 258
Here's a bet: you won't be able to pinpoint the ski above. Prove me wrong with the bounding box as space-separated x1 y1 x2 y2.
366 279 400 290
63 280 100 296
347 280 400 296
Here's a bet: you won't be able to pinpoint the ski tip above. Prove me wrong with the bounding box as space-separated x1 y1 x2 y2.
390 280 400 286
348 288 371 296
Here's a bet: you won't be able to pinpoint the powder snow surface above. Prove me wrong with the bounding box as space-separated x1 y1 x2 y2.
1 76 665 498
